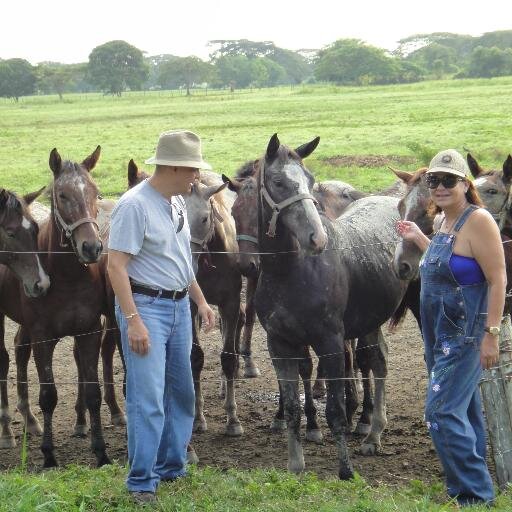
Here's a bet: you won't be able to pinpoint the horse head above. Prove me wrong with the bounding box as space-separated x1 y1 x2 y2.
223 172 260 278
184 180 227 274
392 167 431 280
0 188 50 297
259 134 327 255
127 159 150 189
49 146 103 264
468 153 512 232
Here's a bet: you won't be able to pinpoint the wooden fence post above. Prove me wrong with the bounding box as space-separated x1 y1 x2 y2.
480 314 512 488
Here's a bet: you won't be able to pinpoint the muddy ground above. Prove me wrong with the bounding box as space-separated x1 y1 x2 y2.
0 307 491 486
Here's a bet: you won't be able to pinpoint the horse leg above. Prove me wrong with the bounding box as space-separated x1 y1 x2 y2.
14 326 42 436
354 336 374 436
32 332 59 468
270 381 286 432
0 313 16 448
344 339 359 432
299 346 322 444
352 338 364 395
241 276 260 378
72 340 88 437
101 316 126 426
314 334 354 480
312 357 326 399
74 330 110 466
190 301 207 432
268 335 303 473
359 328 388 456
219 299 243 436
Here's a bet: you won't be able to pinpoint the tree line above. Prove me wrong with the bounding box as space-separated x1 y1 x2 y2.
2 30 512 100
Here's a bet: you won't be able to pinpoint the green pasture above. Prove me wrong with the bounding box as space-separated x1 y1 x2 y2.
1 77 512 198
1 463 511 512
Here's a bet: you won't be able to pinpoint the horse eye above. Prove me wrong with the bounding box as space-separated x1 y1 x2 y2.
274 181 283 188
59 193 67 200
202 216 208 224
487 189 498 195
6 230 15 238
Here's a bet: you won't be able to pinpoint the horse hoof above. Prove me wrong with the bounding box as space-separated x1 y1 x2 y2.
187 447 199 465
72 424 88 438
339 467 355 480
225 423 244 437
354 422 371 436
0 436 16 449
97 454 112 467
43 457 58 469
305 429 323 444
26 420 43 436
111 413 126 426
243 366 261 378
359 442 379 456
270 419 287 432
288 458 305 474
193 418 208 433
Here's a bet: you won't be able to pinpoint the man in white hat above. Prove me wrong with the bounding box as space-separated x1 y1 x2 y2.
108 130 215 504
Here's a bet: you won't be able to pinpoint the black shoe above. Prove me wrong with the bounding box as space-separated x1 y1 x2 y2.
129 491 156 505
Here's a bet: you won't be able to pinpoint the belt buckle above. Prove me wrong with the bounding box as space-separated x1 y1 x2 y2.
171 289 178 300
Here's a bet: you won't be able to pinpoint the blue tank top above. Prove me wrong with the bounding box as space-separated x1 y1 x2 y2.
449 254 485 285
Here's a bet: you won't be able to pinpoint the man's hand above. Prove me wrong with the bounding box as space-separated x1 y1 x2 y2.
480 333 499 370
198 303 216 333
127 317 151 355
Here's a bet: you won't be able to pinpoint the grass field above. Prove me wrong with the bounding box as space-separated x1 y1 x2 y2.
2 78 512 509
1 77 512 197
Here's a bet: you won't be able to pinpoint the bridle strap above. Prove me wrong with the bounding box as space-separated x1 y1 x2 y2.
260 186 316 237
497 184 512 232
236 234 258 245
52 187 99 242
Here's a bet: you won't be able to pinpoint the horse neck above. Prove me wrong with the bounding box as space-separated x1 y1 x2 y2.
43 208 88 278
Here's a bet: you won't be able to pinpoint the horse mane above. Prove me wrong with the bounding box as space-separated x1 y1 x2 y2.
235 159 259 179
0 189 23 213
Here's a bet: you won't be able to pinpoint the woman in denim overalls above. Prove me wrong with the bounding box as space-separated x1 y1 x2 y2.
397 149 506 507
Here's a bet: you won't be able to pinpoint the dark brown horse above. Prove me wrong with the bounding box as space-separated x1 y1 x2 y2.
0 147 111 467
0 188 51 448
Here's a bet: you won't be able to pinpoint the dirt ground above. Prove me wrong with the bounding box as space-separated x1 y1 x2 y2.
0 304 462 487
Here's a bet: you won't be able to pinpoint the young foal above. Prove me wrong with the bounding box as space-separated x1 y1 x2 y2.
0 147 111 467
254 134 408 478
0 189 51 447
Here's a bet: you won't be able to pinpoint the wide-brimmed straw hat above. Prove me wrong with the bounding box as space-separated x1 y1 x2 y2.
145 130 212 170
426 149 469 178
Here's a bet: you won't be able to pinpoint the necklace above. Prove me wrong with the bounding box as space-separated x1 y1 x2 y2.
440 205 468 234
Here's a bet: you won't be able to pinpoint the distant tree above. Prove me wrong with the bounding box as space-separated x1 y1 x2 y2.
213 55 254 89
145 54 179 89
315 39 397 85
267 48 311 83
208 39 274 60
0 58 36 101
87 40 149 96
36 62 76 99
467 46 512 78
406 42 458 77
158 56 211 94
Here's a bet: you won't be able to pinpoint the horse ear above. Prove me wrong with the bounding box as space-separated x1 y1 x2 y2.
23 186 46 205
222 174 242 192
266 133 280 162
0 189 8 210
82 145 101 172
503 155 512 182
203 182 228 201
128 159 140 188
466 153 483 178
295 136 320 160
390 167 413 184
49 148 62 176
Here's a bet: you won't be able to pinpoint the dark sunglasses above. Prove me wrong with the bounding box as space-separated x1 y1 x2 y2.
425 174 465 189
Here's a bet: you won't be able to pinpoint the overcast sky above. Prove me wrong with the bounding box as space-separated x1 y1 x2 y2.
2 0 512 64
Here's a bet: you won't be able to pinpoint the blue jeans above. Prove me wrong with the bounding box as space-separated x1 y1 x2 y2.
116 293 195 493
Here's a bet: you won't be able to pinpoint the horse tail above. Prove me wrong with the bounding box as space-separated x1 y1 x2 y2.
389 279 421 332
389 294 408 332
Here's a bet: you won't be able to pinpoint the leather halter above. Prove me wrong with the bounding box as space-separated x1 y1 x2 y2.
190 198 224 250
52 186 99 247
259 160 317 237
492 182 512 232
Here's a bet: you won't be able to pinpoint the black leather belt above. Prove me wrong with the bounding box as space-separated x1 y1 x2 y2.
131 282 188 300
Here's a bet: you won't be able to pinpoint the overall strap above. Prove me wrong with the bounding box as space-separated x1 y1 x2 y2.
453 205 479 232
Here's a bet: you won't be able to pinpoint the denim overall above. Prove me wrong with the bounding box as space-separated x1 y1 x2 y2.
419 205 494 506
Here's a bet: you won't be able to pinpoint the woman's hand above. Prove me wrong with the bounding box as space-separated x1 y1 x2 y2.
396 220 422 241
480 333 499 370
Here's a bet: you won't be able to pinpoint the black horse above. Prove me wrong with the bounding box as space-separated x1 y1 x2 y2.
254 134 408 479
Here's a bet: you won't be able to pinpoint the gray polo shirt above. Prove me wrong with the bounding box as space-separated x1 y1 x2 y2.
108 180 194 290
